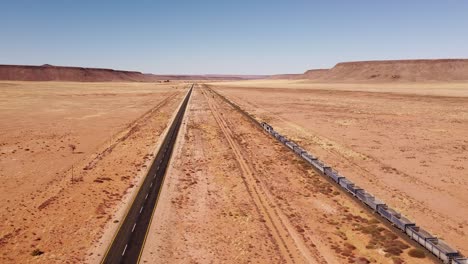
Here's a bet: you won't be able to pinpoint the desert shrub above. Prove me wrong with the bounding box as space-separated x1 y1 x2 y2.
384 246 403 256
31 249 44 256
344 242 356 251
357 223 410 257
408 248 426 258
68 144 76 152
397 241 410 250
360 224 380 235
356 257 370 264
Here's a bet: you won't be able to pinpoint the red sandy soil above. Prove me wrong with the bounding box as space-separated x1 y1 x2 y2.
0 81 187 263
272 59 468 82
0 65 266 82
210 82 468 256
139 85 434 264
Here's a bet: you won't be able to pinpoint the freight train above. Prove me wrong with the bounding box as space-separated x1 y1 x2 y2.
260 122 467 264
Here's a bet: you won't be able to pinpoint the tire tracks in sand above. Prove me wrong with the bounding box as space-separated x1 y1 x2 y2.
200 86 324 264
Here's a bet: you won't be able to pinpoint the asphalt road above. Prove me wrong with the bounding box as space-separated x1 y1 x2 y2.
101 84 193 264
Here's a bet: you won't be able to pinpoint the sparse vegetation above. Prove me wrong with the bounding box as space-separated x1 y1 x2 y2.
68 144 76 153
356 223 409 257
408 248 426 258
31 249 44 256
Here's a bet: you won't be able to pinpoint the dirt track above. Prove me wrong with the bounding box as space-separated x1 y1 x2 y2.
140 85 432 263
210 82 468 255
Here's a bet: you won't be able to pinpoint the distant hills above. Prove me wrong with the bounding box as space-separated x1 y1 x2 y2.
0 64 267 82
271 59 468 82
3 59 468 83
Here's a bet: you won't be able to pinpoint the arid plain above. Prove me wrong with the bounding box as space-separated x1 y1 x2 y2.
1 78 467 263
0 81 188 262
139 85 435 264
210 80 468 255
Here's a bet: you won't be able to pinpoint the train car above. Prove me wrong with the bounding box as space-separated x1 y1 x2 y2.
453 257 468 264
360 193 374 206
261 122 273 133
324 168 344 182
285 141 297 150
355 189 369 203
301 152 316 160
293 146 306 155
424 238 460 263
356 191 381 210
338 179 368 199
309 159 320 172
345 183 362 196
366 197 386 211
311 160 325 173
324 168 344 183
278 135 287 143
377 205 399 223
258 119 464 262
338 177 352 190
406 226 435 245
301 153 317 164
272 131 280 138
391 214 415 232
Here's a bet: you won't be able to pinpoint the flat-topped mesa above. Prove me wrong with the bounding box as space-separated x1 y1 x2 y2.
303 69 329 79
0 64 149 82
268 69 328 80
336 58 468 65
0 64 268 82
308 59 468 82
268 73 303 80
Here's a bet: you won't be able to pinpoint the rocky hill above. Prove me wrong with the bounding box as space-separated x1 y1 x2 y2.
272 59 468 82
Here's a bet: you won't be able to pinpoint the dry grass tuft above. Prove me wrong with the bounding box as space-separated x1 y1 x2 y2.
408 248 426 258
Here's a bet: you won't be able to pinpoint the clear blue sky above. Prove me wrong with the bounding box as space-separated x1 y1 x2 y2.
1 0 467 75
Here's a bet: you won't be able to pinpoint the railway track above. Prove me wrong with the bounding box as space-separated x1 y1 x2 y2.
204 85 447 263
201 86 324 263
101 85 193 264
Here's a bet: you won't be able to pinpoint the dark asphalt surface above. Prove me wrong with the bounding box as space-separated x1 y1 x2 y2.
102 85 193 264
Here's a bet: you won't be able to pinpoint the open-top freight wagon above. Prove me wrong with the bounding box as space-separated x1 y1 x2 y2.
260 122 466 264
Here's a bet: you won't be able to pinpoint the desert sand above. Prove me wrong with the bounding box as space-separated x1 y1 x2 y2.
139 85 435 264
0 81 187 262
2 75 466 263
210 80 468 255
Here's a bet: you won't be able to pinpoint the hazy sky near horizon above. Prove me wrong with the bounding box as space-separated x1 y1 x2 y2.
1 0 467 75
